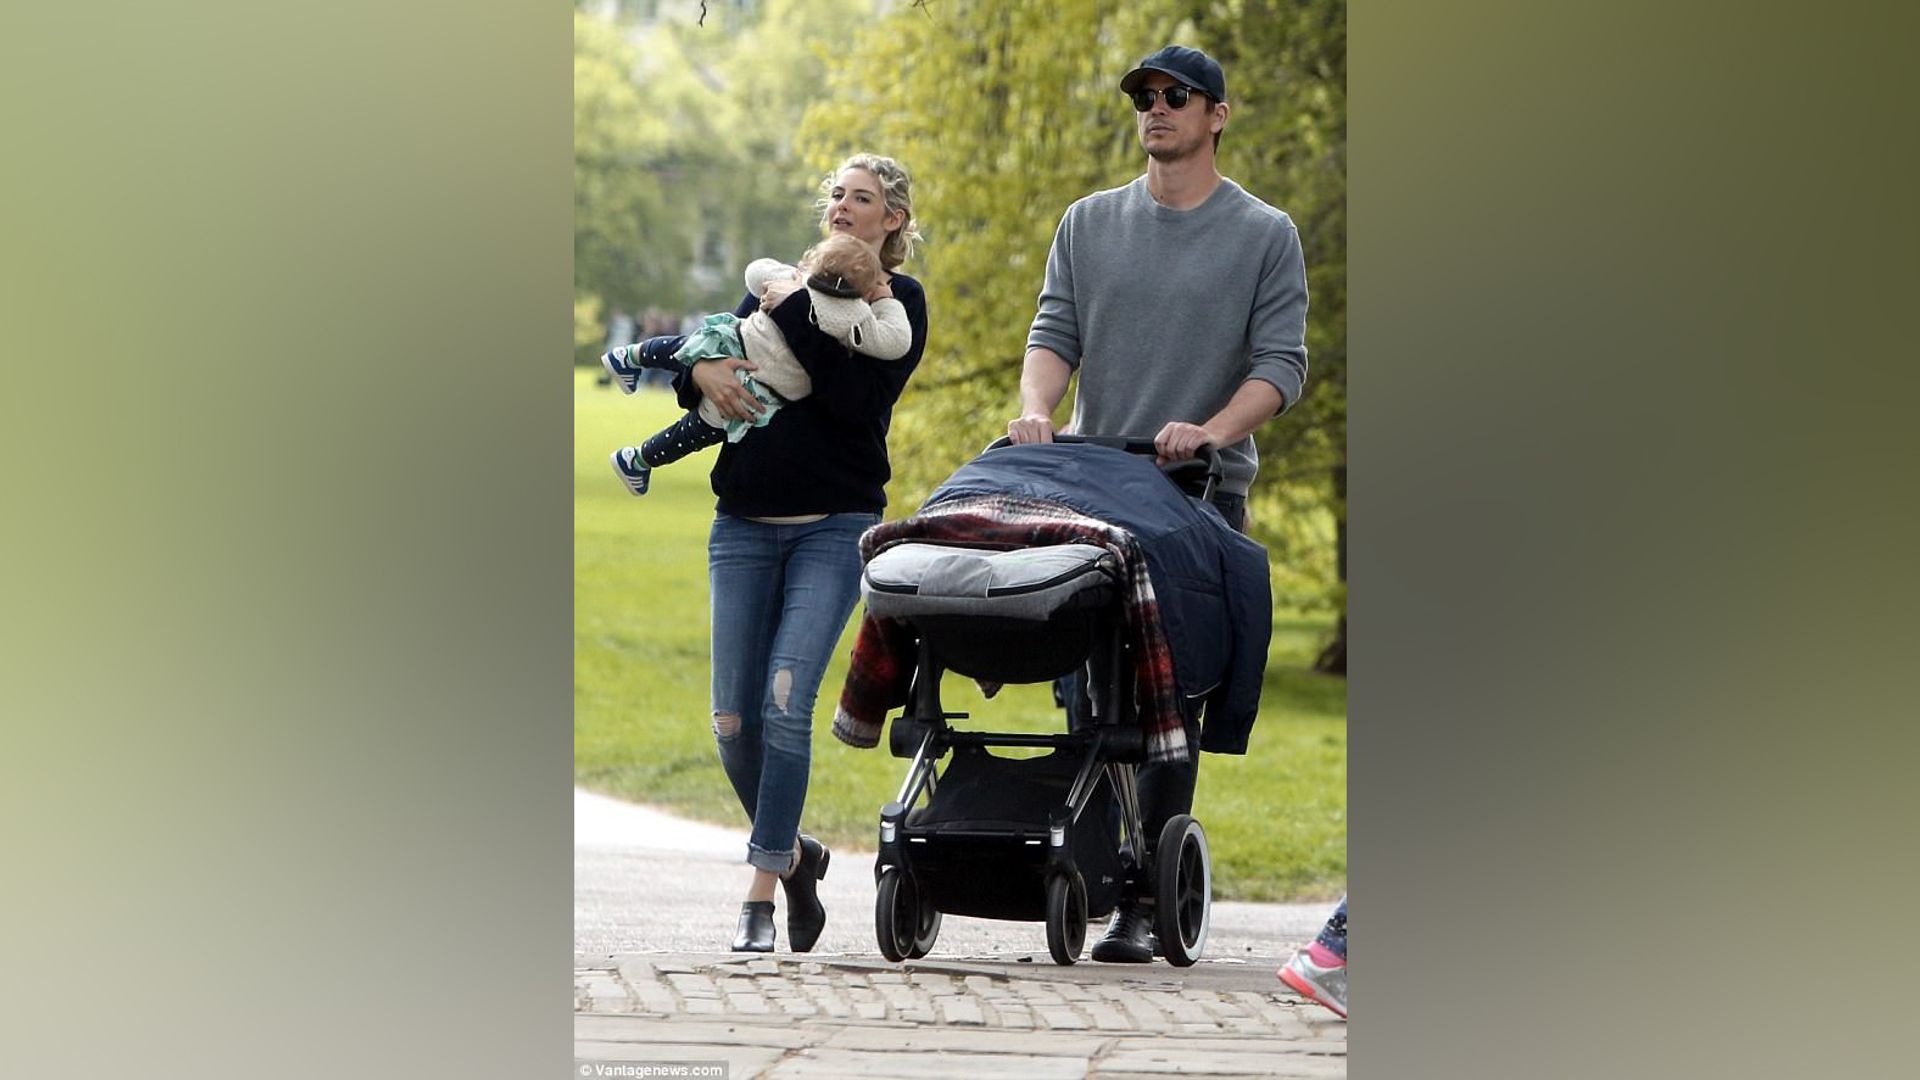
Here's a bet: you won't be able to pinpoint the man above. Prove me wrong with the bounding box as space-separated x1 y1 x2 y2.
1008 44 1310 963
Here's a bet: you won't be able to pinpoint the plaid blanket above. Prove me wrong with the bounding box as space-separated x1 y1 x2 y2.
831 493 1190 763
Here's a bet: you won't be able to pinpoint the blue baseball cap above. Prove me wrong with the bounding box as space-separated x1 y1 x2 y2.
1119 45 1227 102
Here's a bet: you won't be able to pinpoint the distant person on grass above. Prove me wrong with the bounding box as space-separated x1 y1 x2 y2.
602 231 912 496
608 153 926 954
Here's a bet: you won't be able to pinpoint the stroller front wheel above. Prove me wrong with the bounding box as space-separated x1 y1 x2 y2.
907 893 941 959
1153 815 1211 967
876 867 941 961
1044 870 1088 965
875 867 914 962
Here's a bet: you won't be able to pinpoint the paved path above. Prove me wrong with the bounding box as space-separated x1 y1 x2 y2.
576 788 1346 1078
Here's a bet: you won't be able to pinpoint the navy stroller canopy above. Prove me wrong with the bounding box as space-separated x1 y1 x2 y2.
921 440 1272 755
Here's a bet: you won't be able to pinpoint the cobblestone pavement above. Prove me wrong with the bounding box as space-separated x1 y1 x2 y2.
577 952 1345 1078
576 791 1346 1077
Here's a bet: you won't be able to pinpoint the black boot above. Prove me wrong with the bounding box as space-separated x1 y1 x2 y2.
1090 900 1156 963
781 835 831 953
732 900 776 953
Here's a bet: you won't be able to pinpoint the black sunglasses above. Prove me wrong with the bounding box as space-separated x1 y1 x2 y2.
1129 85 1205 112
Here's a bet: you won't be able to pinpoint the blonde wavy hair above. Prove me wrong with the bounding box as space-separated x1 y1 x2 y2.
817 153 921 271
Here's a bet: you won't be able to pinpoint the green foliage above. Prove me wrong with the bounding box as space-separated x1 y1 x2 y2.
575 293 606 354
573 2 875 365
574 10 689 333
1195 0 1348 614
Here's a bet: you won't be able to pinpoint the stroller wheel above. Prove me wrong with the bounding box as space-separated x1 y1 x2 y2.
1152 815 1211 967
906 891 942 959
875 868 917 962
1044 870 1088 965
902 880 940 953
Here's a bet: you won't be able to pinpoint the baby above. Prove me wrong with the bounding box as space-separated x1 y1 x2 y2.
603 232 911 495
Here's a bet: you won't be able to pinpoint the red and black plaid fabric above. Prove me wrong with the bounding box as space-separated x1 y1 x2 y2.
830 494 1190 763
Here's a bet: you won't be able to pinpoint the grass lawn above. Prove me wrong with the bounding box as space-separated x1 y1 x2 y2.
574 367 1345 901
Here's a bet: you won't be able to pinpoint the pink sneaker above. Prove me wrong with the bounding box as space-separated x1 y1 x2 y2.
1278 942 1347 1018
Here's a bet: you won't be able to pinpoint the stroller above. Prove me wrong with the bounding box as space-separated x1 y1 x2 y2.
840 435 1266 966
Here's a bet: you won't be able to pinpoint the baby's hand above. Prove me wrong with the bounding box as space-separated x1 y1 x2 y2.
864 281 893 303
759 276 805 312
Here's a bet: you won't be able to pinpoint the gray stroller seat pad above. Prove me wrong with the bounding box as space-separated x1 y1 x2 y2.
861 543 1118 621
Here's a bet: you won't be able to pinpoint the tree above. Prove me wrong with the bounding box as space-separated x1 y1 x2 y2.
574 9 700 354
573 2 876 362
1194 0 1348 672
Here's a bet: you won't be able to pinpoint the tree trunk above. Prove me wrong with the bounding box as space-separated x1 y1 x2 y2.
1312 463 1347 676
1314 615 1346 676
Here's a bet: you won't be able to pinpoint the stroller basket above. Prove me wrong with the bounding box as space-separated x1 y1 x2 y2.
902 745 1125 922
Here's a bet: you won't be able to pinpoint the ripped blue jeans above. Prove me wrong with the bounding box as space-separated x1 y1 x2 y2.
707 511 875 873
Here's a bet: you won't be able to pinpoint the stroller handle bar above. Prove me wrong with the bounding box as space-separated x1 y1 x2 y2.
982 433 1222 503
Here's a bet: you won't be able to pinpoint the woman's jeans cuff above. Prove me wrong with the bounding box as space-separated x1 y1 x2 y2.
746 841 796 874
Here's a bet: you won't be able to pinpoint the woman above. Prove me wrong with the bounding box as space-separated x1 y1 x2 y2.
680 153 927 952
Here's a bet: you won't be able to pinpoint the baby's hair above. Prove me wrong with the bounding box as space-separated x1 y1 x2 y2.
799 233 883 293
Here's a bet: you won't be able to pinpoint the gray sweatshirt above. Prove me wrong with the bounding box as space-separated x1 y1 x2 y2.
1026 176 1309 497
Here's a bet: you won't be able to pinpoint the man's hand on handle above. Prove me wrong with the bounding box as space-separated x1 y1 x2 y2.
1006 414 1056 444
1009 348 1073 445
1153 380 1288 464
1153 421 1217 466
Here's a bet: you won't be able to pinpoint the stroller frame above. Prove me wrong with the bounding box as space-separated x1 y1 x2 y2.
868 436 1221 967
875 618 1151 966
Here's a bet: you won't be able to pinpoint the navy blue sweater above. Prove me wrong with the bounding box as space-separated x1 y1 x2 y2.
678 272 927 517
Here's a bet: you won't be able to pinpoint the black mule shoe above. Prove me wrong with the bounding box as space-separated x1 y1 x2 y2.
781 835 831 953
732 900 776 953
